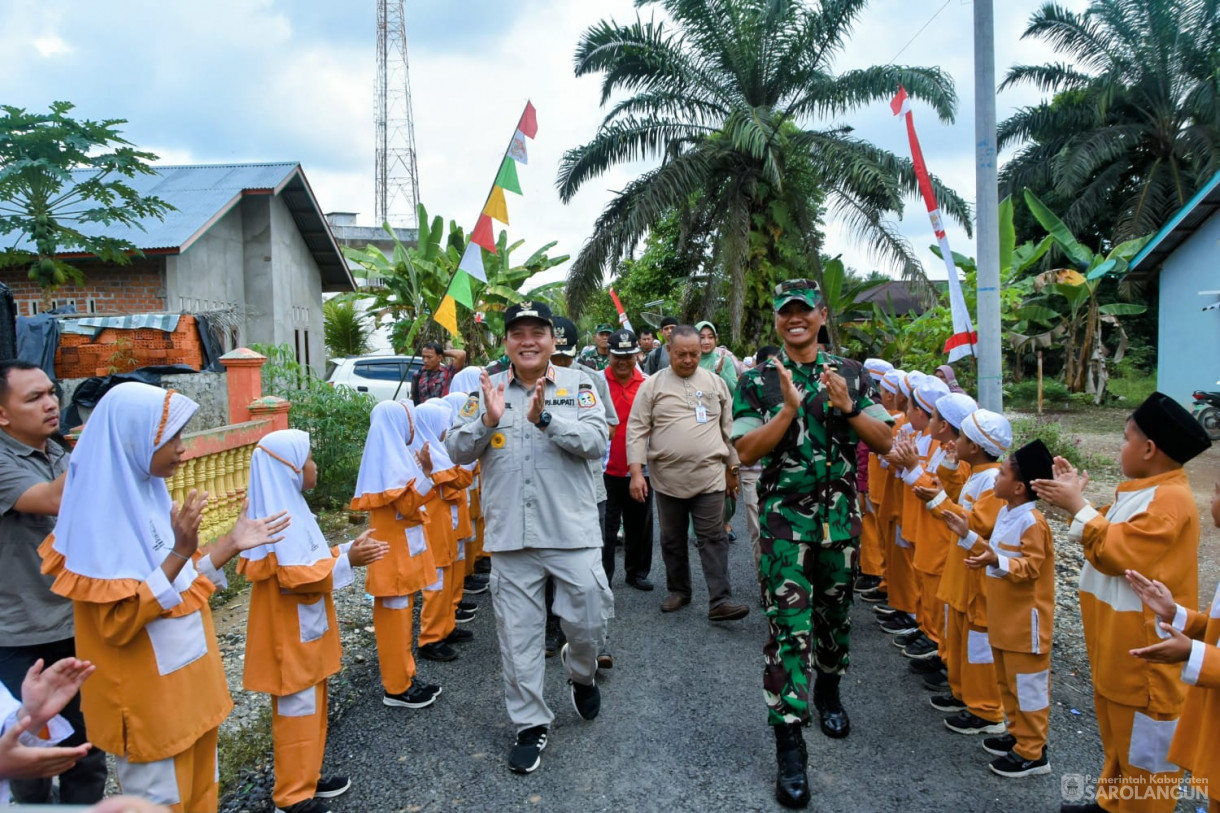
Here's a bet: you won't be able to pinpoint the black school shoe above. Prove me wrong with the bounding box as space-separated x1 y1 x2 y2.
315 776 351 798
561 644 601 720
908 655 945 674
382 681 442 709
928 694 967 713
988 748 1050 778
276 799 330 813
854 574 882 592
902 636 940 660
508 725 548 774
878 613 918 635
982 733 1017 756
922 670 951 692
893 629 923 648
455 607 477 624
419 642 459 662
859 589 889 604
944 711 1006 735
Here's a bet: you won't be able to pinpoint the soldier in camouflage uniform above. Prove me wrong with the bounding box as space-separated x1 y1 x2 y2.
732 279 893 810
577 324 614 371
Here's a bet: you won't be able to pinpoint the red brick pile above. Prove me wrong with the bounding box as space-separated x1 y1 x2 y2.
56 315 205 379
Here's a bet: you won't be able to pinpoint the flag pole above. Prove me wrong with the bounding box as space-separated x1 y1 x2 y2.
430 99 535 320
973 0 1003 411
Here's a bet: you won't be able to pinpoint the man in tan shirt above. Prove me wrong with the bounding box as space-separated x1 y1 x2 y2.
627 325 749 621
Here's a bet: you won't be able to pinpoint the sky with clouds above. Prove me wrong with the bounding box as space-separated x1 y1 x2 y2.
1 0 1087 294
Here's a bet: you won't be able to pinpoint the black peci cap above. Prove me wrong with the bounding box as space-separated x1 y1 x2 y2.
607 328 640 355
1132 391 1212 464
550 316 579 357
1012 439 1055 487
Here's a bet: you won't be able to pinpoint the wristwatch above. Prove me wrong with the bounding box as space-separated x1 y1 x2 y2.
728 465 740 475
844 402 863 418
535 410 552 430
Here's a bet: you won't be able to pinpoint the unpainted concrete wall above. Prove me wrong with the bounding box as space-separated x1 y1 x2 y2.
1157 214 1220 403
59 371 230 431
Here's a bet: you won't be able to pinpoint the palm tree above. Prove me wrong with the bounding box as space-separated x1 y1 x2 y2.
999 0 1220 245
557 0 970 340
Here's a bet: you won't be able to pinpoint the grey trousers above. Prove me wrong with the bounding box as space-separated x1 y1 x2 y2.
654 489 733 607
490 547 613 731
739 467 763 579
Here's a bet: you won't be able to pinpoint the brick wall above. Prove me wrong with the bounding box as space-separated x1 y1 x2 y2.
0 257 166 316
56 315 206 379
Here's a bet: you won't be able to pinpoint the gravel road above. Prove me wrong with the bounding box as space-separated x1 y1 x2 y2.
216 500 1218 813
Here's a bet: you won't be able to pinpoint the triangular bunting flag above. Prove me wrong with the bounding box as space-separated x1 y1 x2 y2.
471 214 497 253
483 186 510 225
518 101 538 139
507 130 528 164
434 295 459 337
495 157 522 194
450 270 475 309
459 242 488 283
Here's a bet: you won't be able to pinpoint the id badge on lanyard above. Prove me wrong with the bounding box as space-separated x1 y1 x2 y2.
694 389 708 423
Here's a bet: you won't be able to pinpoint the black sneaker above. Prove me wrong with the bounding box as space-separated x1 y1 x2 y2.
922 670 951 692
459 600 479 612
859 589 889 604
444 628 474 644
908 655 945 674
988 748 1050 778
854 575 882 592
928 694 967 712
382 682 442 709
455 607 477 624
893 630 923 648
561 643 601 720
315 776 351 798
902 637 940 660
419 642 459 662
474 557 492 574
982 733 1017 756
878 613 918 635
277 799 330 813
464 575 489 595
945 711 1006 735
872 603 900 617
508 725 548 774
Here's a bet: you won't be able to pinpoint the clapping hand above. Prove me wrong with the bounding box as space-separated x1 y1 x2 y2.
347 529 389 567
0 717 90 779
964 546 999 569
1031 456 1090 514
481 371 506 427
416 443 433 477
19 658 94 733
775 360 803 412
942 510 969 538
1125 570 1176 620
818 367 853 412
526 379 546 425
229 501 291 552
170 490 208 558
1130 623 1193 664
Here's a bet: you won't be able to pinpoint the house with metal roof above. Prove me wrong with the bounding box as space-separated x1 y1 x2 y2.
1128 171 1220 401
0 161 355 374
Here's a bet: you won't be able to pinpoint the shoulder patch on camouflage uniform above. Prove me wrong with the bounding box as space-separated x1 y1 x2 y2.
460 394 480 418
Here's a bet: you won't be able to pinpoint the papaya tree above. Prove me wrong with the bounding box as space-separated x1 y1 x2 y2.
0 101 173 309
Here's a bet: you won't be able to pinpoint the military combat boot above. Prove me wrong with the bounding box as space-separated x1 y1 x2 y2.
813 672 851 738
773 722 810 808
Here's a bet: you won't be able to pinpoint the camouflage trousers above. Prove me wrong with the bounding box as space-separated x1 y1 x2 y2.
760 532 858 726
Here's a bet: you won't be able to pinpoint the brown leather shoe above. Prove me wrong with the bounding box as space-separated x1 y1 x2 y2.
707 601 750 621
660 593 691 612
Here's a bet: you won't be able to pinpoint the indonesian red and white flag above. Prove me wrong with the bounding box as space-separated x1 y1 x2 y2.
608 288 633 333
891 86 977 362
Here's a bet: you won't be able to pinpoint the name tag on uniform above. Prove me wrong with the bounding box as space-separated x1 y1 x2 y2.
695 404 709 423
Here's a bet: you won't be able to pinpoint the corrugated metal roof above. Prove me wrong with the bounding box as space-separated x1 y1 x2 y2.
1129 170 1220 278
4 161 354 291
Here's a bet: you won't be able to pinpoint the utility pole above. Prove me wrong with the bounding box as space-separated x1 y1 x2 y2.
973 0 1003 411
375 0 421 229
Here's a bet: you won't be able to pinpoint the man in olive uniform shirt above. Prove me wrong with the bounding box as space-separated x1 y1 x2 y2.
578 324 614 371
732 281 892 809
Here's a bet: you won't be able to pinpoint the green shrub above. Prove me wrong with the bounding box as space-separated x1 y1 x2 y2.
1007 379 1069 408
1105 372 1156 404
1010 414 1105 472
251 343 375 511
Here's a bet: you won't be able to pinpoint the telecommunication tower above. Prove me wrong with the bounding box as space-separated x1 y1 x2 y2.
375 0 420 228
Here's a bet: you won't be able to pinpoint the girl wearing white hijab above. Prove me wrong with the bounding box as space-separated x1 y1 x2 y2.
350 401 443 709
39 382 289 812
444 376 492 577
239 430 388 813
415 399 474 661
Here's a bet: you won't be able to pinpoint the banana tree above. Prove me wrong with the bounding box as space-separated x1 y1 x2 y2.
1019 190 1149 402
811 256 886 354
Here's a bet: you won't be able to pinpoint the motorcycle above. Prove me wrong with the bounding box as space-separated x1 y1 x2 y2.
1191 387 1220 440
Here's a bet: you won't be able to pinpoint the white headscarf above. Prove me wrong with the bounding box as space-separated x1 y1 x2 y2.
449 366 482 396
417 399 456 472
51 382 199 586
440 393 476 471
241 430 329 566
353 400 430 501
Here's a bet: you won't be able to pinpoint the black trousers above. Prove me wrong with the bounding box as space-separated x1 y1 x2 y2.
602 474 653 584
0 637 107 804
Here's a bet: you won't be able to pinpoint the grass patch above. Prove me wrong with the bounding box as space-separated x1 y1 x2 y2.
1010 413 1112 473
218 703 272 797
1106 373 1156 405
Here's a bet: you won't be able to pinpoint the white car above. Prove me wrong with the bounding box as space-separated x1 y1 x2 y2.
326 355 424 401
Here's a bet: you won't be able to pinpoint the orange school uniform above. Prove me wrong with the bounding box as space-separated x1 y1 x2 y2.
1168 580 1220 808
975 501 1055 761
882 418 919 614
1069 468 1199 812
898 428 941 642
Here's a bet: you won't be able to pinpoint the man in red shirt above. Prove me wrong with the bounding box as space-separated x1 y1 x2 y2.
603 329 654 591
